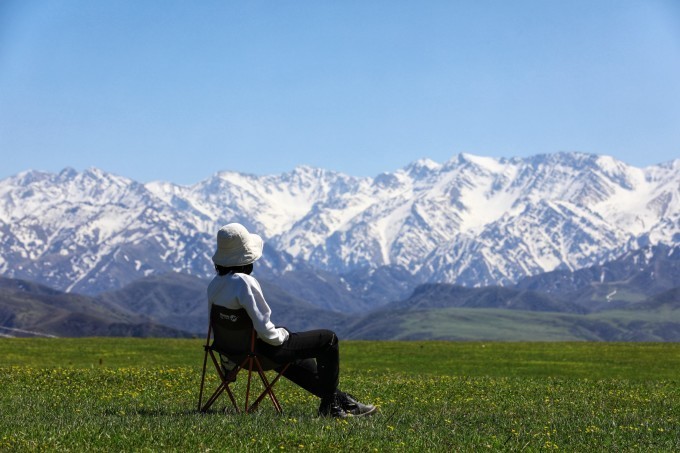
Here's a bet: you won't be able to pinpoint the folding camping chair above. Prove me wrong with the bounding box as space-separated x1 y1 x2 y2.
197 305 291 414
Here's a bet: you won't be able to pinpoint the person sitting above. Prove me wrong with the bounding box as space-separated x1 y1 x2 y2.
207 223 376 418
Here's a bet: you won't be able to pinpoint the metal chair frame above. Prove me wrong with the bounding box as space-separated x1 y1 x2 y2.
197 310 290 414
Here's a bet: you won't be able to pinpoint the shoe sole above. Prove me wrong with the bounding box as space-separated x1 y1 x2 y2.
349 406 377 417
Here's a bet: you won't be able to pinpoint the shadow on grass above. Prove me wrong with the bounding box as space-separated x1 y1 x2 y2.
101 407 293 417
101 408 209 417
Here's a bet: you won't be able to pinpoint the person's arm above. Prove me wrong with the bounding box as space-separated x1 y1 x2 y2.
236 274 289 346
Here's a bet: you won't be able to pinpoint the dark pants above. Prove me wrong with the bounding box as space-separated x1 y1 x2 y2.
256 329 339 398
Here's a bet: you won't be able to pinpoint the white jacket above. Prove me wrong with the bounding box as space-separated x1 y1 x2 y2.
207 272 290 346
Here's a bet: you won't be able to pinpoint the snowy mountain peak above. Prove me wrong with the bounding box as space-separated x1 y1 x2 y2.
457 153 506 172
1 152 678 294
58 167 79 179
404 158 442 178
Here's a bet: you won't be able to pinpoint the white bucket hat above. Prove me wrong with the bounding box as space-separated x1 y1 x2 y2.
211 223 263 267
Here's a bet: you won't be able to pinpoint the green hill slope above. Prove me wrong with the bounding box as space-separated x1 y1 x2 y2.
0 277 190 338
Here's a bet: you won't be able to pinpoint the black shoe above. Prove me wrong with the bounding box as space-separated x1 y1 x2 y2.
318 393 348 418
338 392 377 417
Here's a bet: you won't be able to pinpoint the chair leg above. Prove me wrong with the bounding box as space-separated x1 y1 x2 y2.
249 369 281 413
199 349 289 415
202 382 227 412
247 360 290 414
200 350 240 413
197 347 210 411
244 357 254 413
266 363 290 412
212 351 240 412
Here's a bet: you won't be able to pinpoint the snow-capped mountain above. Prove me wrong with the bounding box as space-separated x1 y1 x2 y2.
1 152 678 296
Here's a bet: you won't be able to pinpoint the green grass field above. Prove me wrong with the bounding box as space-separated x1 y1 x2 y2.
1 339 679 451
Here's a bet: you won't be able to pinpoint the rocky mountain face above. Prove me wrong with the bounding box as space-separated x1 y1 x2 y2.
516 244 680 310
1 243 678 339
1 152 678 307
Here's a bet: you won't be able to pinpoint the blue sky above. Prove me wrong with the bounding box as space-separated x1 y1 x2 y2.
1 0 679 184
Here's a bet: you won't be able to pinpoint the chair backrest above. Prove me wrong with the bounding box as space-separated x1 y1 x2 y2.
210 305 253 360
209 305 281 370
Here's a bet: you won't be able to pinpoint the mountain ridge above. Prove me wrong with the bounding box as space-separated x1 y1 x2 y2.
1 152 678 302
0 276 191 338
1 244 678 340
